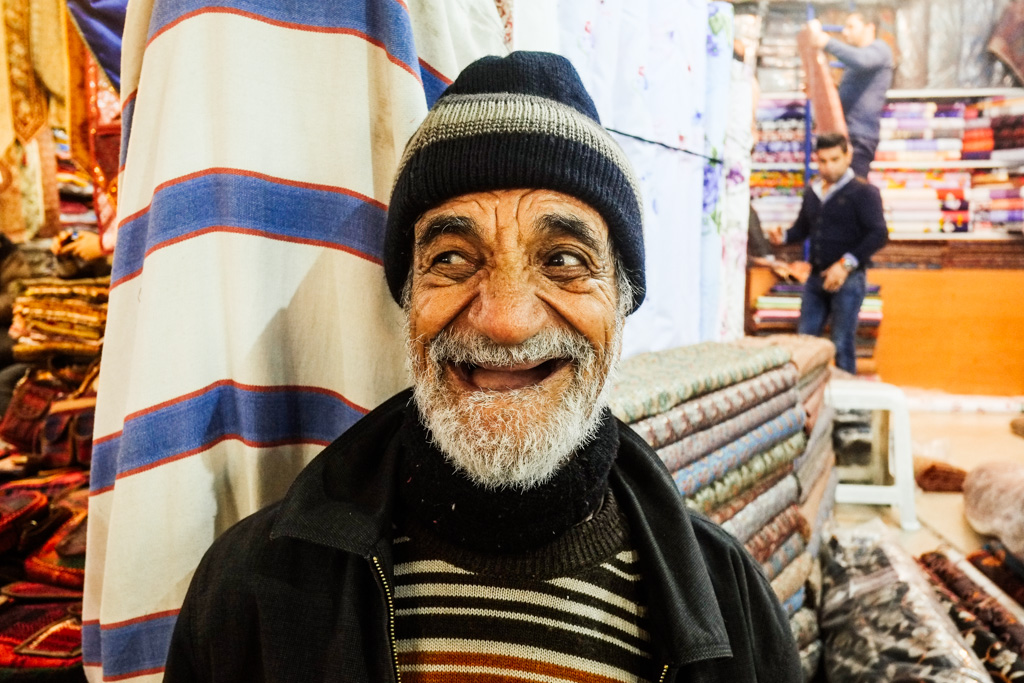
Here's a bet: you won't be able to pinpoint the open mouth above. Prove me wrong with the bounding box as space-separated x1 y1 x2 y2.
449 358 570 392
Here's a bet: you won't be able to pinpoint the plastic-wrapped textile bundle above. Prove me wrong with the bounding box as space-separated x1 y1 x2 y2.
820 522 990 682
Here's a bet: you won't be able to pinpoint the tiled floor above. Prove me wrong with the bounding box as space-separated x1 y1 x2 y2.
833 408 1024 556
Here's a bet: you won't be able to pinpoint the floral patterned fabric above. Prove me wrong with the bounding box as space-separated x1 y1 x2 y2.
721 474 799 544
773 552 814 604
630 364 798 448
745 505 811 564
920 551 1024 656
657 389 799 472
969 543 1024 608
821 531 990 683
687 431 807 514
671 407 804 497
790 607 820 649
920 562 1024 682
609 342 792 423
709 463 793 525
763 532 807 582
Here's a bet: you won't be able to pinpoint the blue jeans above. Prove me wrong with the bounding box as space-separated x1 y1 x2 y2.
798 270 866 374
850 136 878 178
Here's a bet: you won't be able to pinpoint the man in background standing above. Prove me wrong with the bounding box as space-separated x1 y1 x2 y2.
807 10 894 178
770 133 888 374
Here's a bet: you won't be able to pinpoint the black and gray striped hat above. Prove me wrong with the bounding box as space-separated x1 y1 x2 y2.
383 51 645 313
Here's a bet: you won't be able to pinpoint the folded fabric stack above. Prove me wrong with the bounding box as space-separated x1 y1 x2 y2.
821 528 993 682
754 97 806 165
969 186 1024 234
53 130 97 233
756 11 805 93
750 170 804 234
611 339 837 682
962 104 995 160
8 277 109 361
869 170 973 234
917 548 1024 676
986 97 1024 164
876 101 965 163
751 283 881 367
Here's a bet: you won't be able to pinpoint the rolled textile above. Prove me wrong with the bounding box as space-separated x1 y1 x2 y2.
708 463 793 525
919 550 1024 654
797 26 846 138
913 456 967 492
773 552 814 604
800 457 834 527
657 388 799 471
610 342 792 423
746 505 811 564
793 404 835 474
782 585 806 617
796 363 829 399
968 544 1024 608
763 532 807 582
797 447 836 504
686 431 807 513
799 640 822 683
919 561 1024 681
630 364 798 449
733 334 835 379
808 470 840 559
671 407 804 497
721 474 799 544
802 379 828 436
790 607 820 649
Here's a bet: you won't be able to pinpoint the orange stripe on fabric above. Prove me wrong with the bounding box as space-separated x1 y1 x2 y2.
398 651 627 683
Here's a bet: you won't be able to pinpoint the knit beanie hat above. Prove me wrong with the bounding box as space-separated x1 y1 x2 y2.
383 51 646 313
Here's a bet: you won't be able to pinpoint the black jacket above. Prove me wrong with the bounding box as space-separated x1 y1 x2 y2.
164 390 801 682
785 176 888 274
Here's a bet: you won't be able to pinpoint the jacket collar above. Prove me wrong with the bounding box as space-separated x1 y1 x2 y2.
270 389 732 667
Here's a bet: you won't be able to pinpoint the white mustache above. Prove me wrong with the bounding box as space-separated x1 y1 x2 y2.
428 327 595 370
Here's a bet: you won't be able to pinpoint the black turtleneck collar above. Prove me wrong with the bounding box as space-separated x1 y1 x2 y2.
397 405 619 554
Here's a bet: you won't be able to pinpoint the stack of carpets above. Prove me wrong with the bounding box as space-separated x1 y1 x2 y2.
750 170 804 235
8 277 109 361
751 283 881 368
869 170 973 235
876 101 965 163
54 131 97 234
918 548 1024 678
753 96 806 165
610 339 836 682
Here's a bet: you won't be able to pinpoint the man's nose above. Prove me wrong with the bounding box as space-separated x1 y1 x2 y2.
467 268 547 346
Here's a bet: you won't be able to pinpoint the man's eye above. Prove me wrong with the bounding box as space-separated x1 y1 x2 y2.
433 251 468 266
548 252 585 268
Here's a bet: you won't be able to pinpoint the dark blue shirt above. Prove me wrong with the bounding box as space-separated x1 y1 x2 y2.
826 38 894 142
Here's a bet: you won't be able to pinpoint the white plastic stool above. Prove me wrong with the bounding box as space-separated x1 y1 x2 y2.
827 379 920 530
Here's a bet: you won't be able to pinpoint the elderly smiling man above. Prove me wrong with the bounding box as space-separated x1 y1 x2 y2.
164 52 801 683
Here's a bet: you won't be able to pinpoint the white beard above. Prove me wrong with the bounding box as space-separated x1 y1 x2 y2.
409 325 620 491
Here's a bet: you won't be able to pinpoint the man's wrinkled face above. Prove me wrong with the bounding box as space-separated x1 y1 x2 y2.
406 189 623 490
816 145 852 184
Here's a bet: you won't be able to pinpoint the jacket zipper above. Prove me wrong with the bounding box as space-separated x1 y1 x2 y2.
657 664 669 683
371 556 402 683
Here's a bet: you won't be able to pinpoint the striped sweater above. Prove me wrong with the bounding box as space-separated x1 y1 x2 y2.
392 492 654 683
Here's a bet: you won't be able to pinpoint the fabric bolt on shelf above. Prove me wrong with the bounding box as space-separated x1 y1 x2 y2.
773 552 814 605
733 334 835 380
629 364 799 450
687 430 807 514
920 565 1024 683
708 462 794 526
919 550 1024 655
763 532 808 583
746 505 811 564
791 607 819 650
797 448 836 505
657 388 799 472
609 342 793 423
968 545 1024 608
721 474 799 545
799 639 822 683
913 456 968 493
782 585 806 618
673 411 805 498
